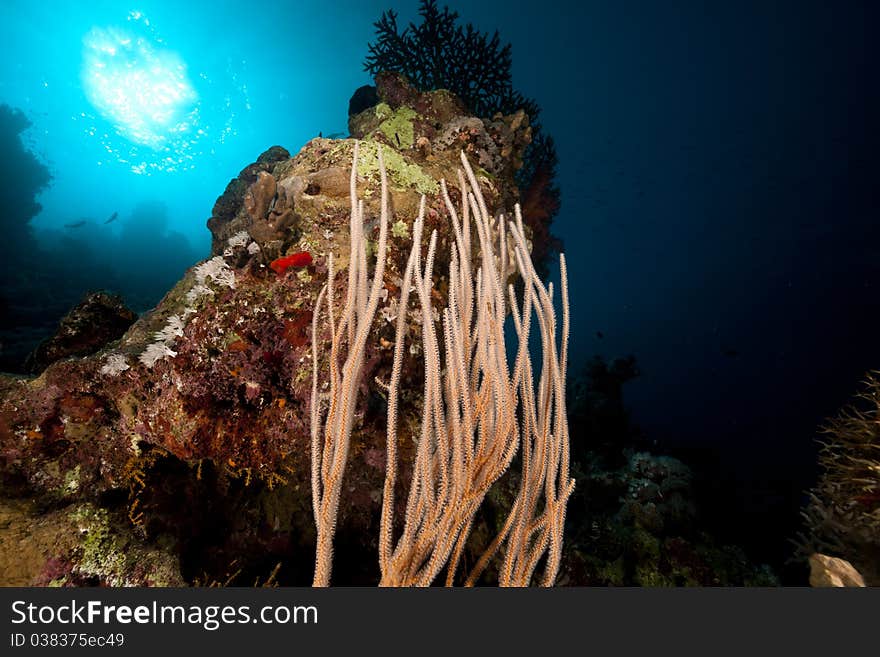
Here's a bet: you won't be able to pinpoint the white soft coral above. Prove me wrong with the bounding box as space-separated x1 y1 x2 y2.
138 342 177 368
194 256 236 289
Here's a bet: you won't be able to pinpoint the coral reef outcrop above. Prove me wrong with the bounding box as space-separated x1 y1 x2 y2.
24 291 137 374
560 450 778 586
0 79 537 585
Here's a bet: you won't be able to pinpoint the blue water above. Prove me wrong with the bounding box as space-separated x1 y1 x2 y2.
0 0 390 253
1 0 876 567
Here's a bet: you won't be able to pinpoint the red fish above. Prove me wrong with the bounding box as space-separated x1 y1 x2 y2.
270 251 312 275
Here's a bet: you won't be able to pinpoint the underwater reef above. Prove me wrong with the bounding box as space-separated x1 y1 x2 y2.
0 74 552 586
796 373 880 585
0 73 806 587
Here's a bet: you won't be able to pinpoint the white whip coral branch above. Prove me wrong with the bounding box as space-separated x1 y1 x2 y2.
310 142 390 586
379 151 573 587
311 146 572 586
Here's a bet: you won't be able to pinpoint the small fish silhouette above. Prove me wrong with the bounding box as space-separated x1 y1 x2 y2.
104 211 118 224
64 220 86 229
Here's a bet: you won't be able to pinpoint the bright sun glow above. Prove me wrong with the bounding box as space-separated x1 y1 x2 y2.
82 15 196 150
79 11 246 175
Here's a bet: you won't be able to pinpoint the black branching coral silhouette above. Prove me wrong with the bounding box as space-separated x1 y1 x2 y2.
365 0 519 119
364 0 562 275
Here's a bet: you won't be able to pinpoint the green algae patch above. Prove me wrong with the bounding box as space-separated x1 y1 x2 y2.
68 504 184 586
356 142 438 195
377 104 418 150
62 465 82 496
392 219 410 239
71 505 126 582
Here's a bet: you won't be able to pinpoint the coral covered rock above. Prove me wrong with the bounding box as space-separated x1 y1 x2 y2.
0 86 537 584
24 291 137 374
207 145 291 257
350 73 532 196
0 498 183 586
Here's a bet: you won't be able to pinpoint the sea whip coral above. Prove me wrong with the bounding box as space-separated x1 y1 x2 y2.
310 143 572 586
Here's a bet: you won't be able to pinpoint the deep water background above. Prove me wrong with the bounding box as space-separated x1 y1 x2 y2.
1 0 876 577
